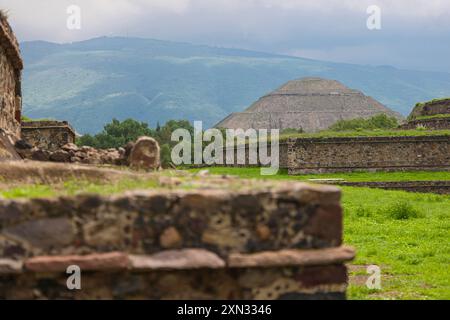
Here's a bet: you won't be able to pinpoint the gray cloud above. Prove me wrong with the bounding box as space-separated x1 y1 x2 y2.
1 0 450 71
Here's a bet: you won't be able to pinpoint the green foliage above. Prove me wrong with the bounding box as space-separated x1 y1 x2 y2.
328 114 399 131
77 118 153 149
21 115 32 122
159 144 172 168
415 114 450 120
76 118 194 167
21 115 54 122
381 201 423 220
278 128 450 141
281 128 304 135
188 167 450 182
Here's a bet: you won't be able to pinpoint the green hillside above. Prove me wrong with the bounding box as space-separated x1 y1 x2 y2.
21 37 450 134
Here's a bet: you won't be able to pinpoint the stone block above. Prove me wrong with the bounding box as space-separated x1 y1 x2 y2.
129 249 225 270
25 252 129 273
129 136 161 170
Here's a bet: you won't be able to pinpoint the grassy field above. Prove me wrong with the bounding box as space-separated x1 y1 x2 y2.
0 178 161 199
188 167 450 182
190 167 450 300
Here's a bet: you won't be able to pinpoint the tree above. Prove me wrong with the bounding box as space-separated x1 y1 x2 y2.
76 118 194 167
77 118 154 149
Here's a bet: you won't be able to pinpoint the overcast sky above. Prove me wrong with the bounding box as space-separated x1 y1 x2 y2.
1 0 450 72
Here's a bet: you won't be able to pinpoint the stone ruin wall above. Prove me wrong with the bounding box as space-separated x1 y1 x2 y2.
219 142 288 168
287 135 450 174
400 118 450 130
0 178 354 300
315 180 450 195
0 14 22 140
21 121 76 152
410 99 450 119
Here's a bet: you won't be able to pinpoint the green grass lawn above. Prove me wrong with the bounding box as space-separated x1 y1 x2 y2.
188 167 450 182
342 187 449 300
0 178 161 199
190 167 450 300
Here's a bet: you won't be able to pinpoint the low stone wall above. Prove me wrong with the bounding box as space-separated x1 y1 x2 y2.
313 180 450 195
288 135 450 174
399 118 450 130
0 248 354 300
21 121 76 152
0 178 354 300
219 142 288 168
189 142 288 169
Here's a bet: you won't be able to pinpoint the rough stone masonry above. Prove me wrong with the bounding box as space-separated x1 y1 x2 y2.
0 170 355 300
288 135 450 174
0 12 23 161
21 121 76 152
0 12 22 140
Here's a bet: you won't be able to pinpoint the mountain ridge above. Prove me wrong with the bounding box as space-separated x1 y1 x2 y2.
20 36 450 134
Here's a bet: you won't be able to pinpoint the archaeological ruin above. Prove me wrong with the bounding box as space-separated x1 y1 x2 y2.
0 16 355 299
287 135 450 174
21 120 76 152
215 77 402 132
0 165 354 299
400 98 450 130
0 7 448 301
0 11 22 160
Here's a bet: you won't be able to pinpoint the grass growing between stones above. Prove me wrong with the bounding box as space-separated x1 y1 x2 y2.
415 114 450 120
189 167 450 300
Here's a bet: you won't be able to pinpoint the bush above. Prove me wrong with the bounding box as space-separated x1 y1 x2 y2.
382 201 423 220
76 118 154 149
281 128 304 135
328 114 399 131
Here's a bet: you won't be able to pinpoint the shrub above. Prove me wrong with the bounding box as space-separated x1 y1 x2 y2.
328 114 399 131
382 201 423 220
281 128 304 135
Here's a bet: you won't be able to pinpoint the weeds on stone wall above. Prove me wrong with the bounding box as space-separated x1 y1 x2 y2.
328 114 399 131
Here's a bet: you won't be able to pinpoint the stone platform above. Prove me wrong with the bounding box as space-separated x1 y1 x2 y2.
0 162 354 300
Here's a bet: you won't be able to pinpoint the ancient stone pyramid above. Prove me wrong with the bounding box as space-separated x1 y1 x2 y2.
215 77 402 132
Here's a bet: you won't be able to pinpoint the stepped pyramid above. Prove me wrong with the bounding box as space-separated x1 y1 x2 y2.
215 77 402 132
